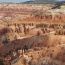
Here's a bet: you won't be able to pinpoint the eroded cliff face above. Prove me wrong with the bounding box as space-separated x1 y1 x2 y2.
0 4 65 65
0 4 65 40
0 4 65 24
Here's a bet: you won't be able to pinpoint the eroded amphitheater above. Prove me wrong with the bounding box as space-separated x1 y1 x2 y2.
0 3 65 65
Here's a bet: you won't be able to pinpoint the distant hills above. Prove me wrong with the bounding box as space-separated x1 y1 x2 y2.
22 0 65 4
22 1 36 4
0 0 65 4
22 0 55 4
